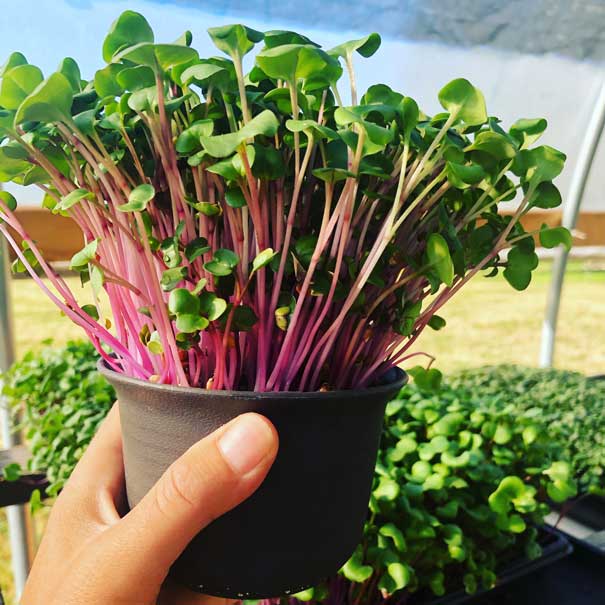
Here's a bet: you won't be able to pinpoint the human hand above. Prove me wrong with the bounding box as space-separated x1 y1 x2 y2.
21 403 279 605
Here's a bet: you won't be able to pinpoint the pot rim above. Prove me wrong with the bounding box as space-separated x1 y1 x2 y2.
98 360 407 400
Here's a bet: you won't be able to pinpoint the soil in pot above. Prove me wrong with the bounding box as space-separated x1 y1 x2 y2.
99 362 406 599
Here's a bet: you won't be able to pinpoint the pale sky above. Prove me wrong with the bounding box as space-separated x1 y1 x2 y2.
1 0 603 209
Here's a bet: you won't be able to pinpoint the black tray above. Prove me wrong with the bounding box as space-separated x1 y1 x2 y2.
557 494 605 531
0 474 47 507
486 530 605 604
423 527 572 605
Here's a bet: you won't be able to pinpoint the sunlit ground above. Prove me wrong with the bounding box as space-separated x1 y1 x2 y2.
1 259 604 603
5 259 604 370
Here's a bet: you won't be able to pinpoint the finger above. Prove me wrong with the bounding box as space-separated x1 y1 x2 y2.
59 403 125 522
98 412 278 590
28 403 125 591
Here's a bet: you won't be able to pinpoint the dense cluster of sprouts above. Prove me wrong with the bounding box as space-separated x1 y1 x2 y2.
0 12 569 390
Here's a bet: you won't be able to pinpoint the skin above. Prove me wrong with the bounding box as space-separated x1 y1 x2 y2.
21 404 279 605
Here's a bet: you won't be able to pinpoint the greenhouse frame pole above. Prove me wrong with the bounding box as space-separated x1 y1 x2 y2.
540 79 605 368
0 236 32 598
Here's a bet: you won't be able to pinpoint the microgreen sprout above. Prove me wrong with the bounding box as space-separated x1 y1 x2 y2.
0 12 570 390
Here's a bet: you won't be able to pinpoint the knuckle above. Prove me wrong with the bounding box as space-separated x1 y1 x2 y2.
155 461 198 517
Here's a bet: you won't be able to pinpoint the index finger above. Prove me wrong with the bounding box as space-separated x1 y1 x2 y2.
59 403 125 522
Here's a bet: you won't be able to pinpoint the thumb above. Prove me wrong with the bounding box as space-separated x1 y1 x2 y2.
98 412 278 591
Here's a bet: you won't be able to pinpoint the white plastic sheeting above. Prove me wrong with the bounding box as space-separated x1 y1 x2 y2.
1 0 604 211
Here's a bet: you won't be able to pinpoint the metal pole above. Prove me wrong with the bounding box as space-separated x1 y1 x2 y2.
0 236 32 599
539 79 605 367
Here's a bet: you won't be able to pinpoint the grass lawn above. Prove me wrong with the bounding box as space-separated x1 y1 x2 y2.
0 259 604 603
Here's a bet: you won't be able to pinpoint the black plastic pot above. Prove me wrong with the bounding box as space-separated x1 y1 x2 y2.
99 362 406 599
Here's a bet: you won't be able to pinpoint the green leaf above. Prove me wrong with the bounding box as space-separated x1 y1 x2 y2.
200 109 279 158
312 167 354 183
264 30 319 49
294 235 318 267
0 191 18 212
523 146 566 185
58 57 82 92
544 461 577 502
441 451 471 468
292 588 316 602
546 479 576 503
176 314 209 333
204 248 239 276
408 366 443 392
117 184 155 212
29 488 43 514
328 33 382 59
543 461 572 482
446 162 485 188
208 24 264 58
230 305 258 331
466 131 516 159
428 315 446 331
56 188 94 212
385 562 411 591
185 237 211 262
232 145 256 177
438 78 487 126
81 304 99 321
127 86 157 113
15 72 73 124
411 460 432 482
401 97 419 139
168 288 200 315
522 425 539 445
0 52 28 78
94 64 124 98
251 144 285 180
530 181 562 209
176 119 214 154
70 239 98 270
116 43 199 72
174 30 193 47
2 462 21 482
504 246 539 291
286 119 338 140
206 157 240 181
379 524 407 552
11 243 38 273
374 476 400 500
0 64 44 110
196 202 222 217
160 267 187 291
181 62 230 87
341 550 373 583
225 188 247 208
493 423 512 444
102 10 154 63
252 248 277 273
199 291 228 321
427 233 454 287
256 44 338 83
72 109 96 136
488 476 534 514
147 330 164 354
116 65 155 91
508 514 527 533
389 435 417 461
539 225 572 251
510 118 547 149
